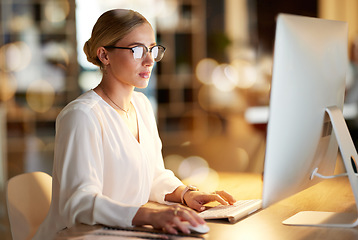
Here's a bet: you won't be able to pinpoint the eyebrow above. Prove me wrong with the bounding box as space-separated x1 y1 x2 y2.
127 42 157 47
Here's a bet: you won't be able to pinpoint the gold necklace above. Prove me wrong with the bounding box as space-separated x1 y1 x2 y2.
101 86 130 118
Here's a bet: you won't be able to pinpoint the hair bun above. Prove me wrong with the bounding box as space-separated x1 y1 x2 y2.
83 39 100 67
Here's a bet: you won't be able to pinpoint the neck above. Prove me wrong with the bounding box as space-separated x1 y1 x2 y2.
97 80 133 110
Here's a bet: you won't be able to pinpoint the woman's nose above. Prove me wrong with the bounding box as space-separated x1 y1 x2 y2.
142 52 155 66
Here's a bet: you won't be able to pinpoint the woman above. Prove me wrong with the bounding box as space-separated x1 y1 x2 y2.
35 9 235 239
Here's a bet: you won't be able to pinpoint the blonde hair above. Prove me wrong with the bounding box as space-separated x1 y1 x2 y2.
83 9 149 68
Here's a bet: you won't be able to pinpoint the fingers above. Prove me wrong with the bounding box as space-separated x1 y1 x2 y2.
214 190 237 204
182 192 204 212
177 205 206 225
208 193 230 206
186 190 237 211
172 215 190 234
162 222 177 235
191 192 229 206
207 190 237 206
161 205 205 235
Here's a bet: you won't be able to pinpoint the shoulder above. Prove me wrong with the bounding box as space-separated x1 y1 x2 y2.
57 90 102 124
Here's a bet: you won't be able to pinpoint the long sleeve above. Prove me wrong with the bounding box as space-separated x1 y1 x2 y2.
54 109 139 228
34 102 140 240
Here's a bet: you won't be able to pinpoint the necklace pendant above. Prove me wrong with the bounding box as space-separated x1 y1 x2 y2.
100 86 131 118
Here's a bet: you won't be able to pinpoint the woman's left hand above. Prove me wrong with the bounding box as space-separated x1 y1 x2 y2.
183 190 236 211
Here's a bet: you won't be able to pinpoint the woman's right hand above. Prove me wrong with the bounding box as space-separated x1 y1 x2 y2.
132 204 206 235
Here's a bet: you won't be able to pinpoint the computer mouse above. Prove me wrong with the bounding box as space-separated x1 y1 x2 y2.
181 221 210 234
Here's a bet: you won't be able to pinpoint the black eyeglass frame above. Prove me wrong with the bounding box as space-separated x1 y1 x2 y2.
103 44 166 62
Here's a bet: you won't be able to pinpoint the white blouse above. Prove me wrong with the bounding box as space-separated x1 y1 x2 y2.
34 90 183 239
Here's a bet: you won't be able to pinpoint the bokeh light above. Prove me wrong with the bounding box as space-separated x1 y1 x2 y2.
0 42 32 72
9 15 33 32
164 155 220 192
212 64 239 92
44 0 70 24
79 70 102 91
0 72 17 101
198 84 247 112
164 154 185 177
155 0 179 30
43 42 70 67
178 156 209 181
231 59 257 89
180 141 192 147
197 168 220 192
26 80 55 113
195 58 219 85
185 168 220 192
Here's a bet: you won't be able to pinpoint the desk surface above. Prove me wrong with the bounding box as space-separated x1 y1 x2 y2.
56 172 358 240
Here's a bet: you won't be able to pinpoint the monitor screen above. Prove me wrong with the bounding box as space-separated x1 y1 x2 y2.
262 14 348 210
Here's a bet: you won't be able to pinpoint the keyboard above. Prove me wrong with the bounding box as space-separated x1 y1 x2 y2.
199 199 262 223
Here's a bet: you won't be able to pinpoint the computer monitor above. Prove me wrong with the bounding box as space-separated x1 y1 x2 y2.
261 14 358 227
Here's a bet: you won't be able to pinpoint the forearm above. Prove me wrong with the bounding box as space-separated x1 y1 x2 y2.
132 205 152 226
164 185 186 203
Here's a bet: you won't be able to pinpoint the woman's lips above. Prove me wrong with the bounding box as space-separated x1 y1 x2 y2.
139 71 151 79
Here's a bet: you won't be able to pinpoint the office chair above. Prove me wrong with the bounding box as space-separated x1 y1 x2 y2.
6 171 52 240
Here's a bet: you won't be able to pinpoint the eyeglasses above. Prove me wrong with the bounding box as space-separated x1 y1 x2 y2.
104 44 166 62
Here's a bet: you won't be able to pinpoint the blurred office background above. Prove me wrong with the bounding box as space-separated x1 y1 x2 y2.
1 0 358 238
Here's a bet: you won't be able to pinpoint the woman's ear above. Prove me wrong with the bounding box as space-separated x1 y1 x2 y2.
97 47 110 66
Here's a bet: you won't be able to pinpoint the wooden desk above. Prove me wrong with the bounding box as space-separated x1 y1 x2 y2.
56 172 358 239
205 173 358 240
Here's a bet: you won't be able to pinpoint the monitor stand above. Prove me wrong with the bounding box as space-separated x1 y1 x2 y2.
282 106 358 228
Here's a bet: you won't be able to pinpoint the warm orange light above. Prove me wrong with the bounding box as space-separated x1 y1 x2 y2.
26 80 55 113
231 59 257 89
164 154 185 177
0 72 17 101
44 0 70 23
212 64 239 92
0 42 32 72
195 58 219 85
